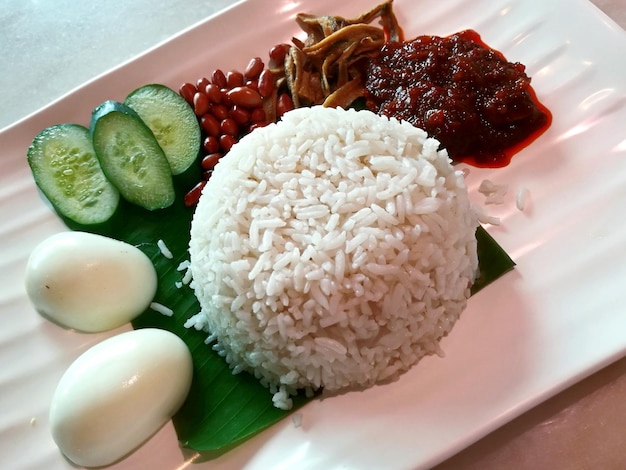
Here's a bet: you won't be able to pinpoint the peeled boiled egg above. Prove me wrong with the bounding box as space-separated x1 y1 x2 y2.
49 328 193 467
25 231 157 332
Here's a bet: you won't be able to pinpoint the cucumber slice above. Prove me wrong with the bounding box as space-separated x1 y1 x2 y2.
27 124 120 225
90 101 175 211
125 84 201 175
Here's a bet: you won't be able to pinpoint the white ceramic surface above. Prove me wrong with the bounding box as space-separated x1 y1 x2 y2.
2 0 626 469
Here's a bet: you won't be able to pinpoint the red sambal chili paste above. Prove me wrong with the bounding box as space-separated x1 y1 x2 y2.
364 29 551 167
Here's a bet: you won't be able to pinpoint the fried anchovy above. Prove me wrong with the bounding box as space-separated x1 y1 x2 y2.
276 1 402 109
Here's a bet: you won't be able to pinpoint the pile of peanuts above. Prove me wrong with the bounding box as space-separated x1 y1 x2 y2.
180 45 294 206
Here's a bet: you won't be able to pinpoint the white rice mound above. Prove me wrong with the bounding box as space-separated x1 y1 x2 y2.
187 106 479 409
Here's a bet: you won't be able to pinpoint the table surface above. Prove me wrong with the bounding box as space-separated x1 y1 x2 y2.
1 0 625 468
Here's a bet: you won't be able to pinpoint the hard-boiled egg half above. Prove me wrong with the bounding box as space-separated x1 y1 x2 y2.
25 231 157 332
49 328 193 467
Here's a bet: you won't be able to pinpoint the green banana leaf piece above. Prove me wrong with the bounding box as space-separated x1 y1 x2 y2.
63 167 515 458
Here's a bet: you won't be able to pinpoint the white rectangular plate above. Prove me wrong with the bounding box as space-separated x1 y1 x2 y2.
2 0 626 468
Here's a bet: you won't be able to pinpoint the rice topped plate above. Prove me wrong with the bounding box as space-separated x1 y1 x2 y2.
186 105 479 409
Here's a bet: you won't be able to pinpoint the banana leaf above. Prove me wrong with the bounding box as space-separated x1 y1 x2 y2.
64 165 515 457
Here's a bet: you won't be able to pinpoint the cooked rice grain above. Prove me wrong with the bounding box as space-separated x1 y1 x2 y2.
188 106 479 409
157 239 173 259
150 301 173 317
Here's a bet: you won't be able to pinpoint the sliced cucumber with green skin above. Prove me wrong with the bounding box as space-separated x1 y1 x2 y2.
124 84 201 175
91 100 175 211
27 124 120 225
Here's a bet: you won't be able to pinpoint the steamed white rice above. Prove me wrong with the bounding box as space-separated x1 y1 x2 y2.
186 106 479 409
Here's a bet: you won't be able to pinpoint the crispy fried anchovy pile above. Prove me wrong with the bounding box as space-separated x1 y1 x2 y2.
271 0 402 110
